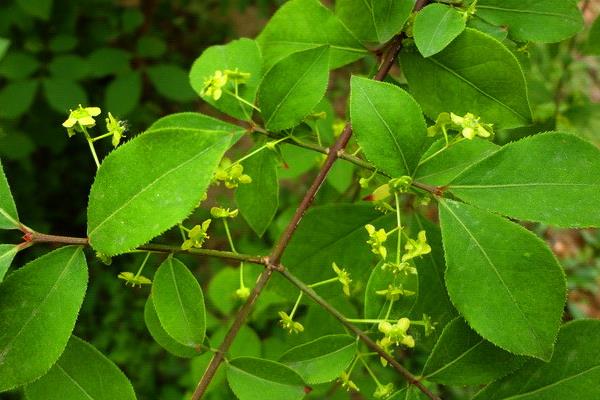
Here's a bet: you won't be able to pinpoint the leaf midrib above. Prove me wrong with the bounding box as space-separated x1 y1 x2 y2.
450 182 600 189
168 259 196 345
425 338 485 379
423 8 454 56
56 363 95 400
477 5 580 21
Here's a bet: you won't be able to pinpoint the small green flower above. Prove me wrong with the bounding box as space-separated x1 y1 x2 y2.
118 272 152 287
378 318 415 348
402 230 432 262
332 262 352 296
278 311 304 334
339 371 359 392
202 70 228 101
423 313 436 337
389 176 412 194
374 383 395 399
376 284 416 301
235 286 250 300
181 219 211 250
381 261 417 276
427 112 452 137
105 112 127 147
210 207 239 219
62 105 101 137
214 159 252 189
450 112 493 140
366 224 388 260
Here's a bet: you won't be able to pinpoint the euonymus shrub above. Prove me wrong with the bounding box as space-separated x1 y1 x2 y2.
1 0 599 399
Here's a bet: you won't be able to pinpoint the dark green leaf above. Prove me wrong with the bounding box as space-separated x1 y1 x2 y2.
0 246 88 392
585 15 600 55
48 55 89 80
476 0 583 43
0 160 19 229
350 76 427 177
439 200 565 361
226 357 305 400
87 126 232 255
152 257 206 348
43 78 88 113
147 64 196 102
413 4 466 57
87 48 131 78
423 317 525 385
0 52 40 80
259 46 329 132
0 80 38 119
190 38 263 120
474 320 600 400
16 0 52 19
24 336 136 400
0 38 9 61
257 0 366 70
335 0 414 44
48 35 77 53
414 138 499 186
105 71 142 116
136 36 166 59
279 335 356 384
144 295 198 358
401 28 531 129
236 148 279 237
448 132 600 227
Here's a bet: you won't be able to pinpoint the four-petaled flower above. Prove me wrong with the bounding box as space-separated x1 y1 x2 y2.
105 112 127 147
214 159 252 189
378 317 415 348
339 371 359 392
278 311 304 334
332 262 352 296
402 230 431 262
366 224 388 260
450 112 493 140
118 272 152 287
182 219 211 250
202 70 228 100
210 207 239 219
376 284 416 301
62 105 101 137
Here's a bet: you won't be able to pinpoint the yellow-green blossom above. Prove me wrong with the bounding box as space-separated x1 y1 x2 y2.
374 383 395 399
181 219 211 250
278 311 304 334
210 207 239 219
339 371 359 392
214 159 252 189
366 224 388 260
402 230 431 262
235 286 250 300
202 70 228 100
376 284 416 301
378 318 415 348
450 112 493 140
105 112 127 147
332 262 352 296
62 105 101 136
118 272 152 287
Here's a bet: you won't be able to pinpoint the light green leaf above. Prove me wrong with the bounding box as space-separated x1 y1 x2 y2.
24 336 136 400
350 76 427 177
226 357 305 400
335 0 414 44
43 78 88 113
279 335 356 384
144 295 199 358
448 132 600 227
152 257 206 348
413 3 466 57
0 52 40 80
0 160 19 229
105 71 142 116
439 199 565 361
0 80 38 119
190 38 263 120
0 244 19 281
147 64 196 102
16 0 52 19
259 46 329 132
257 0 366 70
0 38 9 61
474 319 600 400
0 246 88 392
585 15 600 55
414 138 499 186
423 317 525 385
466 16 508 41
236 148 279 237
401 28 532 129
211 325 262 359
476 0 583 43
48 55 89 80
364 261 418 320
87 126 231 255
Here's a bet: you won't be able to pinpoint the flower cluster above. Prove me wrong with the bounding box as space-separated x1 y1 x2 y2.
214 158 252 189
365 224 388 260
278 311 304 334
181 219 211 250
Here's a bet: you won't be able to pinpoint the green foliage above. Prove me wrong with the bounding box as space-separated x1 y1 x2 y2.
0 160 19 229
24 336 137 400
413 3 466 57
0 246 87 391
0 244 18 281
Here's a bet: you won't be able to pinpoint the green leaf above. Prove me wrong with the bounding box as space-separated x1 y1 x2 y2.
48 55 89 80
448 132 600 227
144 295 198 358
413 4 466 57
0 52 40 80
48 35 77 53
364 262 418 320
0 244 19 282
258 46 329 132
236 148 279 237
0 38 9 61
43 78 88 113
279 335 356 384
280 204 395 298
23 336 136 400
335 0 414 44
151 257 206 348
466 16 508 41
105 71 142 116
585 16 600 55
350 76 427 177
423 317 525 385
439 199 565 361
400 28 531 129
147 64 196 102
0 246 88 392
136 36 166 59
257 0 366 70
189 38 263 120
226 357 306 400
87 126 232 255
0 80 38 119
0 160 19 230
474 319 600 400
211 325 262 359
87 48 131 78
414 138 499 186
476 0 583 43
16 0 52 19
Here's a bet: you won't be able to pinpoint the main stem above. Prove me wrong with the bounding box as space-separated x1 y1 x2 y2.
192 29 419 399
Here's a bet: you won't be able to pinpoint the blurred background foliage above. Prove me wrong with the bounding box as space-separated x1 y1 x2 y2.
1 0 600 399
